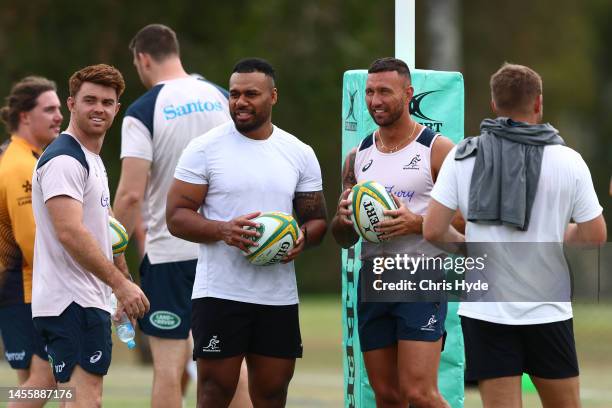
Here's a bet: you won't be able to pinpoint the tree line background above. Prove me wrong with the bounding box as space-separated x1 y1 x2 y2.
1 0 610 293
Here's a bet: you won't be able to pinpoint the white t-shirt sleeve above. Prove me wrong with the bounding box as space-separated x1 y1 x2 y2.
174 140 209 185
120 116 153 161
295 145 323 192
430 146 459 210
39 156 87 203
571 155 602 223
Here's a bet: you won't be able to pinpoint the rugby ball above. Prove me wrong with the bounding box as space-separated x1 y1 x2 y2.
243 212 300 266
109 216 129 257
349 180 398 243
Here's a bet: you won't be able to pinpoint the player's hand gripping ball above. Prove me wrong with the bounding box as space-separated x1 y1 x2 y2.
243 212 300 266
348 180 398 243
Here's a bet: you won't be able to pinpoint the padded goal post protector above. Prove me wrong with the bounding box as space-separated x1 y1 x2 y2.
341 69 465 408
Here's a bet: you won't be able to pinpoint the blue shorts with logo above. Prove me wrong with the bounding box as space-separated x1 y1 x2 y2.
0 303 47 369
33 302 112 383
138 255 196 339
357 263 447 352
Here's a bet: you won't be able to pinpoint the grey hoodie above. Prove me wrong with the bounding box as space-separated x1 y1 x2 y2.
455 117 565 230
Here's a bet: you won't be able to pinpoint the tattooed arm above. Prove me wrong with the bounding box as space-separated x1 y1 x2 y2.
281 190 328 263
294 191 328 246
166 179 260 252
331 148 360 248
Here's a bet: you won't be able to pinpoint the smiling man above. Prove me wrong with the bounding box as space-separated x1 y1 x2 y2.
166 58 328 408
331 57 458 408
112 24 245 408
0 76 62 406
31 64 149 407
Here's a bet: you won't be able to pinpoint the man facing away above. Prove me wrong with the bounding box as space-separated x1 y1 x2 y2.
331 57 457 408
424 63 606 408
31 64 149 407
0 76 61 407
166 58 328 408
113 24 250 408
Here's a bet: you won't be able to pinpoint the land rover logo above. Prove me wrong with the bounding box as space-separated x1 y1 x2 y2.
150 311 181 330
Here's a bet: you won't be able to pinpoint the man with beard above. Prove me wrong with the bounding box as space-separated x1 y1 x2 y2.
331 57 457 408
166 58 328 408
113 24 249 408
0 76 62 406
31 64 149 406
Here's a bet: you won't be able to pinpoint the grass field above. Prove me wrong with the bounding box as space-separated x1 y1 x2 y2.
0 297 611 407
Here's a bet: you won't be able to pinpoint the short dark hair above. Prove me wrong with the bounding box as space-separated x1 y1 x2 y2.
1 76 57 133
69 64 125 98
368 57 411 81
490 63 542 114
232 58 276 81
129 24 180 62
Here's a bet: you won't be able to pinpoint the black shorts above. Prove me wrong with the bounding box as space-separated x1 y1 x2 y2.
0 303 47 369
138 255 196 339
33 302 112 383
461 316 579 381
192 297 302 360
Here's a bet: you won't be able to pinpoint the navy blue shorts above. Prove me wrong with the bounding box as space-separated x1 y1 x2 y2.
33 302 112 383
138 255 196 339
358 300 447 351
0 303 47 369
357 262 447 352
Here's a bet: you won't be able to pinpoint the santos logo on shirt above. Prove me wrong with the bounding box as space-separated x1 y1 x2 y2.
163 100 224 120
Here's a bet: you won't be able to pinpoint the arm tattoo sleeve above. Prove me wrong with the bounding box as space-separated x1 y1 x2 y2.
293 191 328 224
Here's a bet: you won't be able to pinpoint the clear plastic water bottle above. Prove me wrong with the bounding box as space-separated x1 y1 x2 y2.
110 294 136 349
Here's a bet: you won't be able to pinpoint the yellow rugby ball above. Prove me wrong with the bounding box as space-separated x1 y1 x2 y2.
109 216 129 257
349 180 398 243
243 212 300 266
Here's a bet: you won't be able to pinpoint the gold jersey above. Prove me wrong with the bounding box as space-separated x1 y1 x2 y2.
0 136 41 305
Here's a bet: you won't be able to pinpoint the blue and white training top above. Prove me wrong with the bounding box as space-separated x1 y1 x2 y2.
121 76 230 264
354 126 445 260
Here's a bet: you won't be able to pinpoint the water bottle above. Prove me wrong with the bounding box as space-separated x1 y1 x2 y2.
110 294 137 349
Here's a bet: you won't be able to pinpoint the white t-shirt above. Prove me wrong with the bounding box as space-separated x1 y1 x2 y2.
121 76 230 264
32 133 113 317
431 144 602 324
174 122 323 305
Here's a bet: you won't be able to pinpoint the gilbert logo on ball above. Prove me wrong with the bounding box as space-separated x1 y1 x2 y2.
349 180 397 243
243 212 300 266
109 216 129 257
